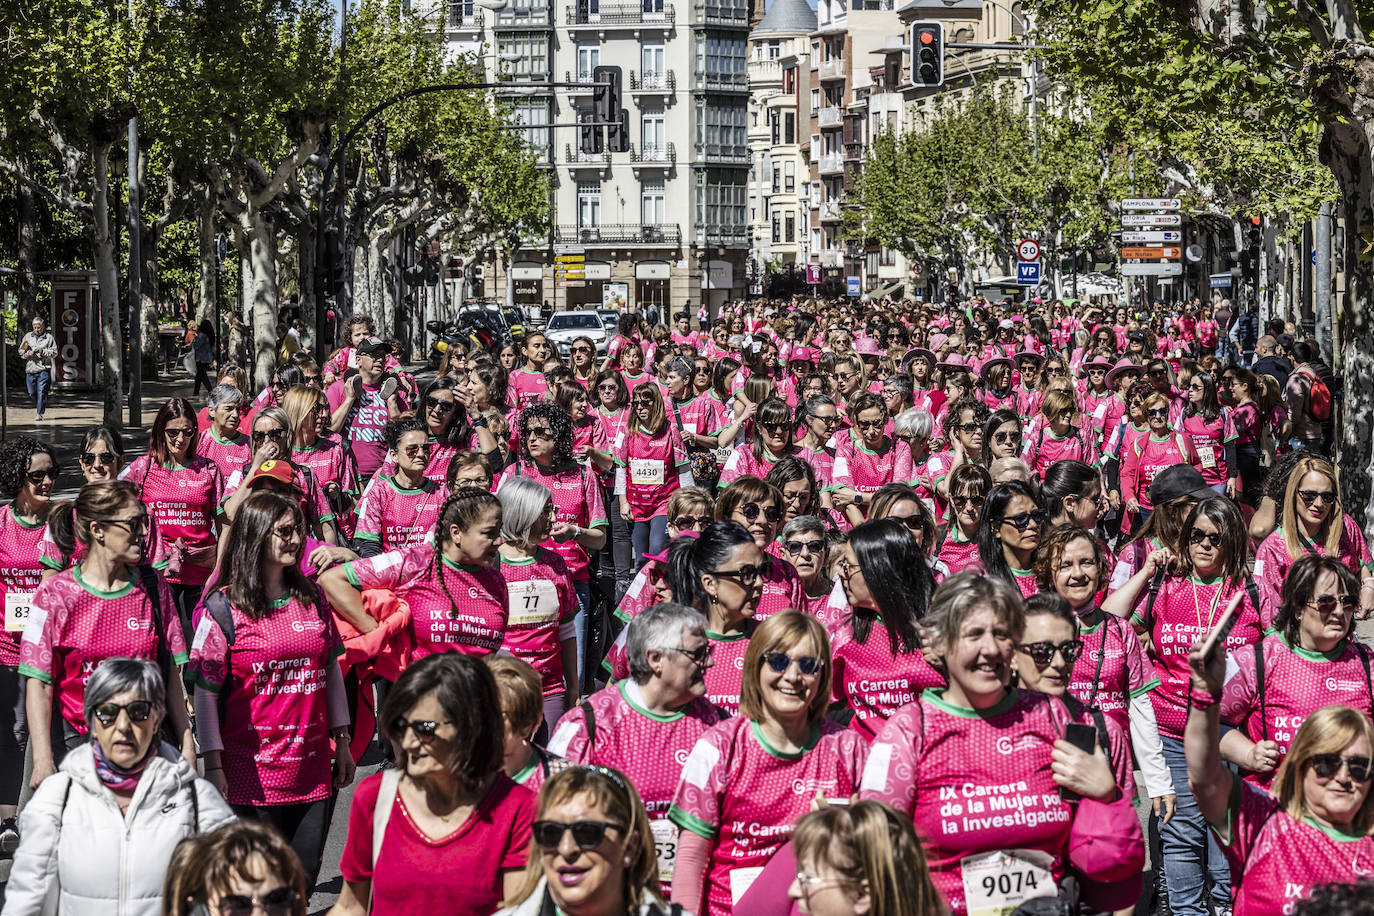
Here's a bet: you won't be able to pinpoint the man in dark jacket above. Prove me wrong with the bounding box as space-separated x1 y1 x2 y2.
1250 335 1293 388
1230 301 1260 366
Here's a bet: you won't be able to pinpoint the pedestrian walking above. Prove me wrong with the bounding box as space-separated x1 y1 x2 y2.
18 317 56 421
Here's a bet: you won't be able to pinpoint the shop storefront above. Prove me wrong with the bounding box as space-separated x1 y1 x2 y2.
635 261 670 312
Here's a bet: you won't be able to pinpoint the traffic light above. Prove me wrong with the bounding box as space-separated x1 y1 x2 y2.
1243 216 1262 288
911 22 944 88
578 109 603 154
593 65 621 126
607 108 630 153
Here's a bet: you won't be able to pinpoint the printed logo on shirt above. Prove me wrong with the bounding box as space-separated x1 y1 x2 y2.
995 734 1043 755
792 777 838 796
291 618 326 634
1326 677 1364 692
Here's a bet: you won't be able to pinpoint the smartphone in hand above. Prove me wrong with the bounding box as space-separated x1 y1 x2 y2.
1059 722 1100 801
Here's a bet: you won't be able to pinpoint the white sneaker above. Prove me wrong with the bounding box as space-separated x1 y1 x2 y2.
380 377 398 402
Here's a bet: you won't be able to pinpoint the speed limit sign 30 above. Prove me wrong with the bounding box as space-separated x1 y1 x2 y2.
1017 239 1040 262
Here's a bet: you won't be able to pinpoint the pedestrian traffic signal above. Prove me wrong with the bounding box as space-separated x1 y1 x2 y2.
911 22 944 88
593 65 621 127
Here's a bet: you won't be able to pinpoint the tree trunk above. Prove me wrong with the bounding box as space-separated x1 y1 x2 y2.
91 142 123 432
247 211 280 390
196 191 217 326
140 223 161 379
16 153 39 323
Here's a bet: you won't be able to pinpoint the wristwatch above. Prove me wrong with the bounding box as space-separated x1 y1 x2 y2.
854 493 864 507
471 416 488 428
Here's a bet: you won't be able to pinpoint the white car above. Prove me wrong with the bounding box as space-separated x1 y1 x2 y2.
544 310 609 357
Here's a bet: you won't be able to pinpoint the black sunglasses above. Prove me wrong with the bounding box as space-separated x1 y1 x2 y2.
710 564 760 587
1309 594 1357 614
671 643 714 665
671 515 712 530
1297 489 1336 507
424 395 457 414
532 819 625 851
216 888 297 916
1308 754 1372 783
760 420 791 435
79 451 116 467
783 539 825 555
1146 408 1169 418
251 427 288 442
999 509 1047 531
763 651 823 676
93 700 154 727
993 431 1020 444
1188 529 1223 548
739 502 781 524
25 468 59 484
1018 639 1084 666
390 716 451 742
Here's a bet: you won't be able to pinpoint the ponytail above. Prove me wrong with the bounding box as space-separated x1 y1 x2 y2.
46 501 77 569
665 520 754 613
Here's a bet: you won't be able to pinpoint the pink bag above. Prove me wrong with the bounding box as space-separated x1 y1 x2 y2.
1068 795 1146 912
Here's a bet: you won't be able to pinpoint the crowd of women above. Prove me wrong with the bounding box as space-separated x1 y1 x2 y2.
0 297 1370 916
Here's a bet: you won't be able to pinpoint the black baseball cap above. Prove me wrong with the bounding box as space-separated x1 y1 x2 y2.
357 336 391 355
1149 466 1214 505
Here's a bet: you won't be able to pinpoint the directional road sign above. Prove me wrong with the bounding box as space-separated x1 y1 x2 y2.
1122 247 1182 259
1120 262 1183 276
1122 230 1182 244
1121 198 1182 211
1016 262 1041 286
1017 239 1040 262
1121 213 1183 228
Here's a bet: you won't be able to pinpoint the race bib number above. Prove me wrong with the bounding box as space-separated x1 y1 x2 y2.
1092 402 1109 420
507 579 560 627
729 866 764 906
629 458 665 486
713 446 732 465
1198 445 1216 469
650 818 678 885
682 422 698 435
960 849 1055 916
5 591 33 633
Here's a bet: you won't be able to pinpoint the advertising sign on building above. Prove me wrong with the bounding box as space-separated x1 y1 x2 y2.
50 273 99 389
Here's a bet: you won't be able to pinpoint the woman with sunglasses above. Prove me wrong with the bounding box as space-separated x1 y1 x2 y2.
1187 650 1374 914
1120 391 1200 524
322 488 509 660
163 820 308 916
1180 370 1238 499
190 491 352 885
5 658 233 916
120 398 224 641
495 477 579 730
1254 456 1374 627
25 480 195 791
551 380 614 473
715 476 803 609
354 418 447 556
1218 555 1374 794
718 397 803 488
928 397 988 525
564 336 598 387
282 384 358 537
831 393 916 528
615 383 693 570
36 428 124 578
197 384 252 481
975 481 1045 598
549 605 726 897
1076 354 1119 447
935 464 990 576
221 407 337 546
777 515 836 624
981 409 1021 463
863 573 1130 915
1020 390 1099 481
831 519 942 742
796 393 841 474
334 653 535 916
670 611 868 916
607 488 714 647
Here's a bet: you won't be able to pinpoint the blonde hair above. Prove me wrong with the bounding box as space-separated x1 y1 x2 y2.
1281 456 1343 561
793 801 944 916
281 385 327 446
667 486 713 521
1273 705 1374 836
484 654 544 735
738 610 832 726
1039 388 1076 422
923 571 1025 658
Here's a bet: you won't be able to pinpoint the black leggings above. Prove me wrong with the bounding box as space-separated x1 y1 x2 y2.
232 795 337 890
0 665 25 807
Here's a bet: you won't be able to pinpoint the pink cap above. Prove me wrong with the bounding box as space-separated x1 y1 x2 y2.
1069 797 1146 911
854 337 882 356
928 333 949 352
788 346 816 363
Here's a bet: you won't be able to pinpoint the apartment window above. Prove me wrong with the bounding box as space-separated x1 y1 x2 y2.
695 99 748 158
771 159 780 194
643 0 665 15
501 0 550 25
641 110 665 156
695 169 748 238
642 181 665 225
783 112 795 144
811 89 820 110
642 42 664 78
880 246 897 266
497 33 550 80
785 213 795 242
811 42 820 66
511 98 551 157
452 0 474 22
782 67 795 94
767 39 780 59
769 109 780 144
577 182 601 228
696 32 747 86
577 44 600 82
772 216 781 244
784 160 795 192
824 86 842 106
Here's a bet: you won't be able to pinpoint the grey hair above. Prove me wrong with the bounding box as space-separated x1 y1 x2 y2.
498 475 554 547
663 355 694 380
83 657 165 728
780 515 827 544
252 405 291 436
626 602 707 685
207 383 244 409
893 407 934 440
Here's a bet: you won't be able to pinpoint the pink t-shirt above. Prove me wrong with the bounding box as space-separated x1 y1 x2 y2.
1120 432 1197 510
719 444 803 488
355 476 446 552
1021 426 1099 479
496 549 577 698
223 462 335 531
1218 777 1374 915
831 621 946 742
507 367 548 408
20 565 185 733
860 689 1076 915
1067 610 1158 733
0 506 49 666
831 430 917 502
1181 410 1236 485
197 428 251 481
189 593 343 805
498 460 607 583
1254 517 1374 629
1130 575 1264 738
120 455 225 586
338 771 534 916
615 425 689 521
670 716 868 916
293 437 359 497
1079 389 1120 448
935 528 980 575
376 436 471 488
754 556 805 621
342 545 508 660
1220 634 1374 788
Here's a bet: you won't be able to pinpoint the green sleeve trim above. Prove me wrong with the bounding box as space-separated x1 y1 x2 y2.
354 532 380 542
614 459 628 467
1128 611 1145 628
1129 678 1161 698
318 512 336 524
152 560 170 571
612 607 633 624
600 656 615 676
675 460 690 469
38 556 62 571
343 564 361 588
588 519 609 528
820 484 844 493
172 651 190 667
17 664 52 685
193 673 224 694
668 805 718 840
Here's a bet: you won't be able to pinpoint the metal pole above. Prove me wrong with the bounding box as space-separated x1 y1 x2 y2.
127 14 142 427
1315 200 1332 363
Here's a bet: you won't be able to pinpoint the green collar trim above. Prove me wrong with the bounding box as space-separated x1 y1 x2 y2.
440 554 485 573
1279 632 1348 662
924 687 1018 718
513 759 538 785
619 681 685 722
750 720 820 759
210 429 245 446
9 507 46 530
74 564 136 600
386 475 434 495
1301 815 1365 843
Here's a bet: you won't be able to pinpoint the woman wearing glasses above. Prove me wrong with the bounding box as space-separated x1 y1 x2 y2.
551 380 614 474
1120 392 1200 524
795 394 841 478
719 397 804 488
981 409 1022 463
354 419 446 555
119 398 224 640
1187 649 1374 913
548 605 726 898
615 383 693 570
715 477 803 614
5 658 233 916
1180 370 1238 499
190 491 352 885
1020 390 1099 480
591 370 634 600
333 653 535 916
975 481 1045 598
765 457 822 528
832 354 867 411
776 516 836 626
670 611 868 916
24 480 195 791
831 394 916 528
1254 456 1374 627
567 336 600 387
164 821 308 916
378 377 500 485
935 464 990 576
282 385 358 537
832 519 942 742
927 397 988 528
196 384 252 481
39 428 126 578
1219 555 1374 792
495 478 579 730
221 407 336 546
1076 354 1119 449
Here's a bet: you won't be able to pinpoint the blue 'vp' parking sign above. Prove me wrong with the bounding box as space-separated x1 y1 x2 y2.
1016 262 1041 286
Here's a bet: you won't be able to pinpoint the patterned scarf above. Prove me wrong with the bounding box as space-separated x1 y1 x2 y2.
91 740 155 792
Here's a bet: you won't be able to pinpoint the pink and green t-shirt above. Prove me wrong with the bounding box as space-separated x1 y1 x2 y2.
829 430 917 502
197 428 251 481
498 460 608 582
190 592 343 805
670 716 868 916
507 367 548 408
496 549 577 698
119 455 224 586
341 545 508 660
831 619 946 742
354 476 446 552
1253 517 1374 629
0 505 50 666
1068 610 1158 733
615 425 690 521
20 564 185 733
293 437 359 497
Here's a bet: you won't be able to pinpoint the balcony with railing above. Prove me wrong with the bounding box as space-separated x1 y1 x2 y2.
817 106 843 129
446 5 485 29
818 58 845 82
563 71 596 95
629 70 676 93
694 70 748 93
630 142 676 165
565 3 674 26
694 142 749 165
818 151 843 175
819 200 842 222
698 226 750 246
692 0 748 26
494 4 552 27
555 224 682 245
844 140 864 162
563 143 611 168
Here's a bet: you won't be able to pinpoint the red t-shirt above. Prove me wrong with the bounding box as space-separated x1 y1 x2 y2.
339 771 535 916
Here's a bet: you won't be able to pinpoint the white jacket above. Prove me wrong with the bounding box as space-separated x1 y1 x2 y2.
2 742 235 916
496 878 683 916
